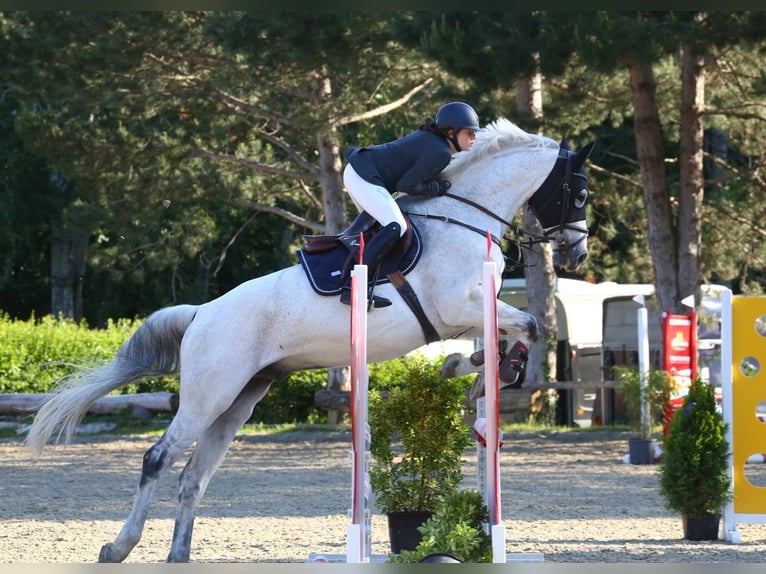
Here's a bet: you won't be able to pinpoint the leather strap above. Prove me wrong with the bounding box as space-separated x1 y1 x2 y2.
386 270 441 344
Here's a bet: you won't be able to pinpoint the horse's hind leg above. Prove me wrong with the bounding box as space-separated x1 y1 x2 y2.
167 378 272 562
98 419 201 563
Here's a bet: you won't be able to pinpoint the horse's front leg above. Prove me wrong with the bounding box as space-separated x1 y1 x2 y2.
496 299 539 343
439 297 538 384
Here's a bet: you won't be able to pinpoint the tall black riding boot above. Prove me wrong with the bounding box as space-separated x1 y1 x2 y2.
340 222 402 308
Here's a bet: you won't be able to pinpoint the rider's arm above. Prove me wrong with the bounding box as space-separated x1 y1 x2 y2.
396 145 452 197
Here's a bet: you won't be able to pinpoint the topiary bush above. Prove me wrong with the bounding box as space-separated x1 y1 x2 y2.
659 377 731 519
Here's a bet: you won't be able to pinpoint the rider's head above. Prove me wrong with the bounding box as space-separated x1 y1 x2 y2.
435 101 481 152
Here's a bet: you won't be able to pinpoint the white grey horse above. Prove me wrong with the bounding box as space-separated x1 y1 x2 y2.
25 117 594 562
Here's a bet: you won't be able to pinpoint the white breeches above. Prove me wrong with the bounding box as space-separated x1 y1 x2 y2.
344 164 407 237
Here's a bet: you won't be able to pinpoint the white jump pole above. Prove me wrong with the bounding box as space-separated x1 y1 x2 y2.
482 232 506 563
347 234 371 563
633 294 651 444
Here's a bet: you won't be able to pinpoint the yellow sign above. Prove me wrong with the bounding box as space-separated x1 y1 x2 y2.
732 296 766 514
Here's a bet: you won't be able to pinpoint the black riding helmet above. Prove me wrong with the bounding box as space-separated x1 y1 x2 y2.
434 101 481 151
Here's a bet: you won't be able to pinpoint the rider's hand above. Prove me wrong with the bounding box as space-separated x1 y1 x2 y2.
402 179 451 197
422 179 451 197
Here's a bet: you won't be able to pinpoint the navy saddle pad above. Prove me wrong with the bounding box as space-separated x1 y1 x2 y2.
297 224 423 296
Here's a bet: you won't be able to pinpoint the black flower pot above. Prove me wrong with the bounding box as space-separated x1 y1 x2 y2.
628 437 657 465
386 510 432 553
682 513 721 541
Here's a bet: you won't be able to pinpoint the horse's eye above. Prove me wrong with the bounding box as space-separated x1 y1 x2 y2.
574 188 588 208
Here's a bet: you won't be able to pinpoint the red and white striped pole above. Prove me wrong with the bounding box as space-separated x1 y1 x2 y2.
347 234 371 563
482 230 506 563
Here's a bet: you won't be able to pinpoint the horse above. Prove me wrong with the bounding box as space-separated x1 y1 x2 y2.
24 117 595 562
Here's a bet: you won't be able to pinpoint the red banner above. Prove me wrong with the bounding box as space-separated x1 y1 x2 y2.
662 311 698 434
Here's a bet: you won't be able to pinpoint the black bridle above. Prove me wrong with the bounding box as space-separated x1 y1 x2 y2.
525 145 590 249
403 145 590 255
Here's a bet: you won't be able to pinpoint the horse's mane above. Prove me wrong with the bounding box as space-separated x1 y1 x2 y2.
442 117 556 178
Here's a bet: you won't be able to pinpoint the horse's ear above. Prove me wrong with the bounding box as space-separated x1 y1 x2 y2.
560 139 571 151
574 141 596 167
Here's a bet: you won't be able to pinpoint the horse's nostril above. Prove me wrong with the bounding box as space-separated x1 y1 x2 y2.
576 252 588 266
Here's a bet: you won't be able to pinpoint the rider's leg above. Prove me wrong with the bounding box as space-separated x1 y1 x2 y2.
340 221 401 307
341 165 407 308
343 164 407 237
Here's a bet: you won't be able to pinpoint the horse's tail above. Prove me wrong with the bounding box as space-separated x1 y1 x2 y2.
25 304 199 455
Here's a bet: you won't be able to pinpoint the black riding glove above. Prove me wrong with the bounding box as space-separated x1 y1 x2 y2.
405 179 451 197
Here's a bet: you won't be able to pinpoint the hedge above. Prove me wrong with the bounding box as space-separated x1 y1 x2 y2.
0 313 455 425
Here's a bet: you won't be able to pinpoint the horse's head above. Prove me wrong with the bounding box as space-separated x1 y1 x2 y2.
526 139 596 271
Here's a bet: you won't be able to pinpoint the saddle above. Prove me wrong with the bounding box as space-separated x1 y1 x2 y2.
302 211 414 259
297 211 440 344
298 211 420 295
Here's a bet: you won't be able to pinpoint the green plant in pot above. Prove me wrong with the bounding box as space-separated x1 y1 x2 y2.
659 376 731 540
388 489 492 563
368 356 473 553
613 365 673 464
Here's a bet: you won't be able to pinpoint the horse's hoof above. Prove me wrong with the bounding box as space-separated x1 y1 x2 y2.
98 543 121 563
439 353 463 379
166 551 191 563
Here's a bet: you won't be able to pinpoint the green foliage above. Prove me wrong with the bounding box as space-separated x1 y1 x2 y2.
389 490 492 563
613 365 674 440
250 369 328 425
368 357 473 514
0 313 179 394
1 12 766 326
659 378 731 519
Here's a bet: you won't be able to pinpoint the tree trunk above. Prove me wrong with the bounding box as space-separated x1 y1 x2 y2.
516 65 556 386
50 220 88 322
516 61 557 420
312 70 350 423
312 71 347 236
677 42 705 309
520 210 557 386
627 60 679 313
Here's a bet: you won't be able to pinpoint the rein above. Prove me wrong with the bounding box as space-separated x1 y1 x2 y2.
409 145 590 257
402 179 577 254
403 208 505 249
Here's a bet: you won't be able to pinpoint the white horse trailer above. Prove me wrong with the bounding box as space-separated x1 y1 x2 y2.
498 278 657 427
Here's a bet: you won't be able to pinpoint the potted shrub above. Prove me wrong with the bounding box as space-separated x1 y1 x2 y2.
388 489 492 563
368 356 473 553
659 376 731 540
613 365 673 464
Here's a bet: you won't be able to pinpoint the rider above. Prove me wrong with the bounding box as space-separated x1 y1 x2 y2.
340 101 481 307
